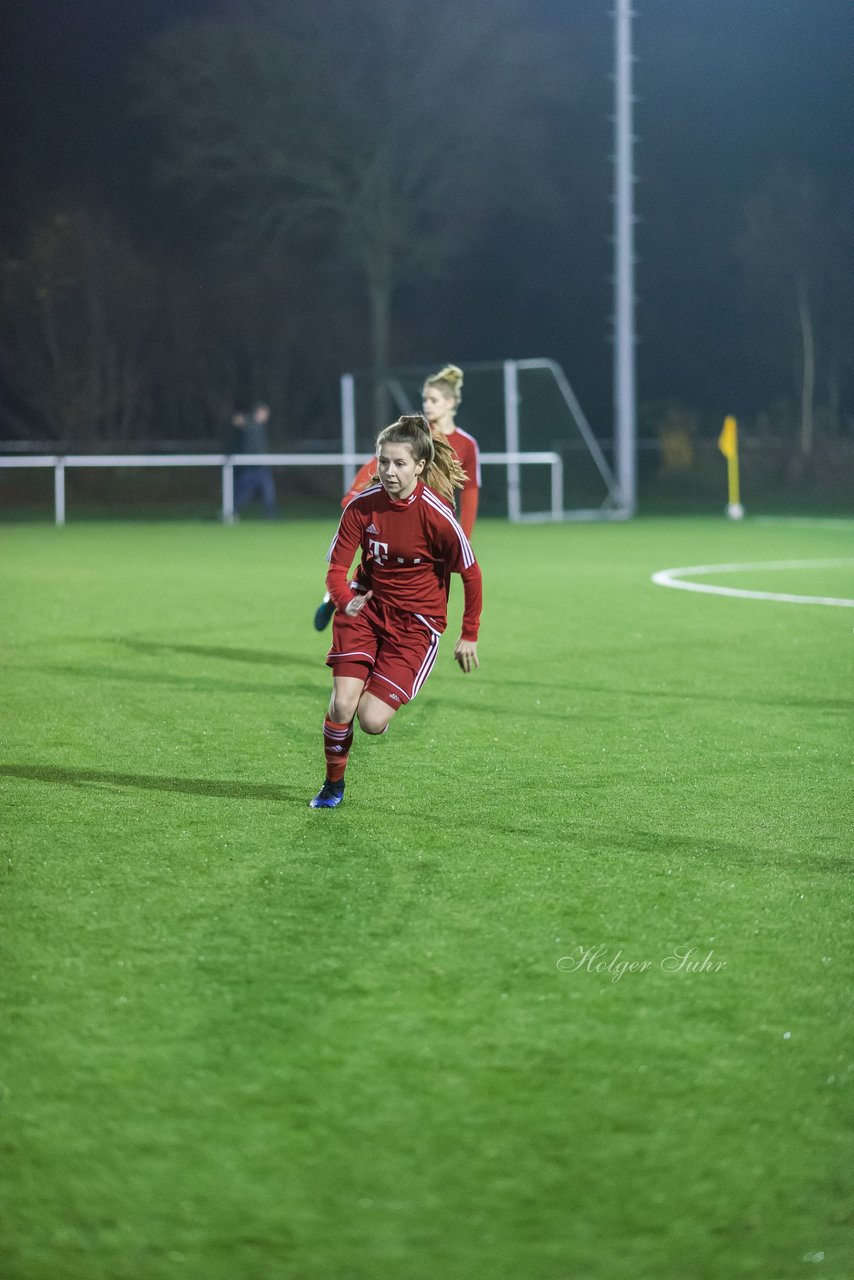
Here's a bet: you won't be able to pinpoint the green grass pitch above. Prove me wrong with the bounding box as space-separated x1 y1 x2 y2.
1 514 851 1280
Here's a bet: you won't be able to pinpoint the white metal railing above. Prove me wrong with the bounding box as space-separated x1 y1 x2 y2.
0 451 564 525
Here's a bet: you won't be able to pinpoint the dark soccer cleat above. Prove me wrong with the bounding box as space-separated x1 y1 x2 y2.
309 778 345 809
313 596 335 631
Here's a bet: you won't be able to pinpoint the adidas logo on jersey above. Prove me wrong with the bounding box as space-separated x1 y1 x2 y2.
366 523 379 534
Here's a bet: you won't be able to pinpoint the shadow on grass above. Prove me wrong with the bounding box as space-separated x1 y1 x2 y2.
115 638 321 670
0 764 301 803
608 823 850 873
40 663 324 698
447 809 848 872
496 674 852 714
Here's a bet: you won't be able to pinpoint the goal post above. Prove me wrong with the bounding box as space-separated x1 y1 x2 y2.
339 358 627 521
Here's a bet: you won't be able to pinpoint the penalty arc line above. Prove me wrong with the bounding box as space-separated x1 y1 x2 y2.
651 559 854 608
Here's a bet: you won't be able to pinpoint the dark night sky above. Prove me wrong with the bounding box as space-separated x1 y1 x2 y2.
2 0 853 433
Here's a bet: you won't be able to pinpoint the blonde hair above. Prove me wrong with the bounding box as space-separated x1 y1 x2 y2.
376 414 467 505
423 364 464 406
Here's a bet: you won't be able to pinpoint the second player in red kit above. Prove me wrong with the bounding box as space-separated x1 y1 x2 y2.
311 363 480 632
310 414 483 808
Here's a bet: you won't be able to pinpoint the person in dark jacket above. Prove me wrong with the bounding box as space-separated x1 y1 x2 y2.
229 402 278 518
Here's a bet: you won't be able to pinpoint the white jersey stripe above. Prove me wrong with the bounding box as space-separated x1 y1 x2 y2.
326 484 384 561
414 612 442 637
372 672 411 701
421 489 476 567
342 483 383 513
412 634 440 697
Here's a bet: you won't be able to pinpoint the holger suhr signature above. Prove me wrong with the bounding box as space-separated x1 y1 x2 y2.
557 944 727 982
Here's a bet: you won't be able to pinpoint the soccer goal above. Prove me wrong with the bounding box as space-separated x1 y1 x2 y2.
340 358 627 522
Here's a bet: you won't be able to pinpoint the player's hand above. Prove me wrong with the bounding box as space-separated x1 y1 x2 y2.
345 589 373 617
454 638 479 673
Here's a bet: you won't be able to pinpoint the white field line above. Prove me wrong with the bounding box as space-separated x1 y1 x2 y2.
651 559 854 608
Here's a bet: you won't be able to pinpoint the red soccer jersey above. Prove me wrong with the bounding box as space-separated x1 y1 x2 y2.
326 482 482 640
341 459 377 508
341 428 481 538
444 427 480 488
443 427 480 538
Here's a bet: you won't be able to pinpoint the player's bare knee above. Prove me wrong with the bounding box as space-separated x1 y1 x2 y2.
357 704 392 735
328 693 358 724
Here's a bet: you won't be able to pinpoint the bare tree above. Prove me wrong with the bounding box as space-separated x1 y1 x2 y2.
737 168 852 456
138 0 565 426
150 246 348 443
0 210 155 445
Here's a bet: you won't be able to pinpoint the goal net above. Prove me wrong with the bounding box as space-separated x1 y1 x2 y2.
340 358 625 521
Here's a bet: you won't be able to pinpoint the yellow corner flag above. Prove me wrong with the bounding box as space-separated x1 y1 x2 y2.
718 415 738 459
718 415 743 518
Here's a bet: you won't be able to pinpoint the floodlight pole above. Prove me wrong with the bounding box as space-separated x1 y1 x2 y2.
613 0 637 515
341 373 357 494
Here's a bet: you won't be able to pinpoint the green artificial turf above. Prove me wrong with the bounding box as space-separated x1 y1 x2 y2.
1 515 852 1280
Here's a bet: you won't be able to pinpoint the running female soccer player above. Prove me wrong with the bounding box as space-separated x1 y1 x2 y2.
420 364 480 538
312 363 481 630
309 414 482 809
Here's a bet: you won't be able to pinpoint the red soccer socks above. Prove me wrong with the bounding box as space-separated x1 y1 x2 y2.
323 717 354 782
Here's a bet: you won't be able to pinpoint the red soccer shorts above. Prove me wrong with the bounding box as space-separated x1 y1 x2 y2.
326 599 442 711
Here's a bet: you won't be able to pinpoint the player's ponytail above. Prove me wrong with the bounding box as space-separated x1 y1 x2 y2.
376 414 467 505
425 429 467 503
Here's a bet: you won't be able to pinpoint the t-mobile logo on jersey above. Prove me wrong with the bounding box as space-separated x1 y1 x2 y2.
367 538 389 564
